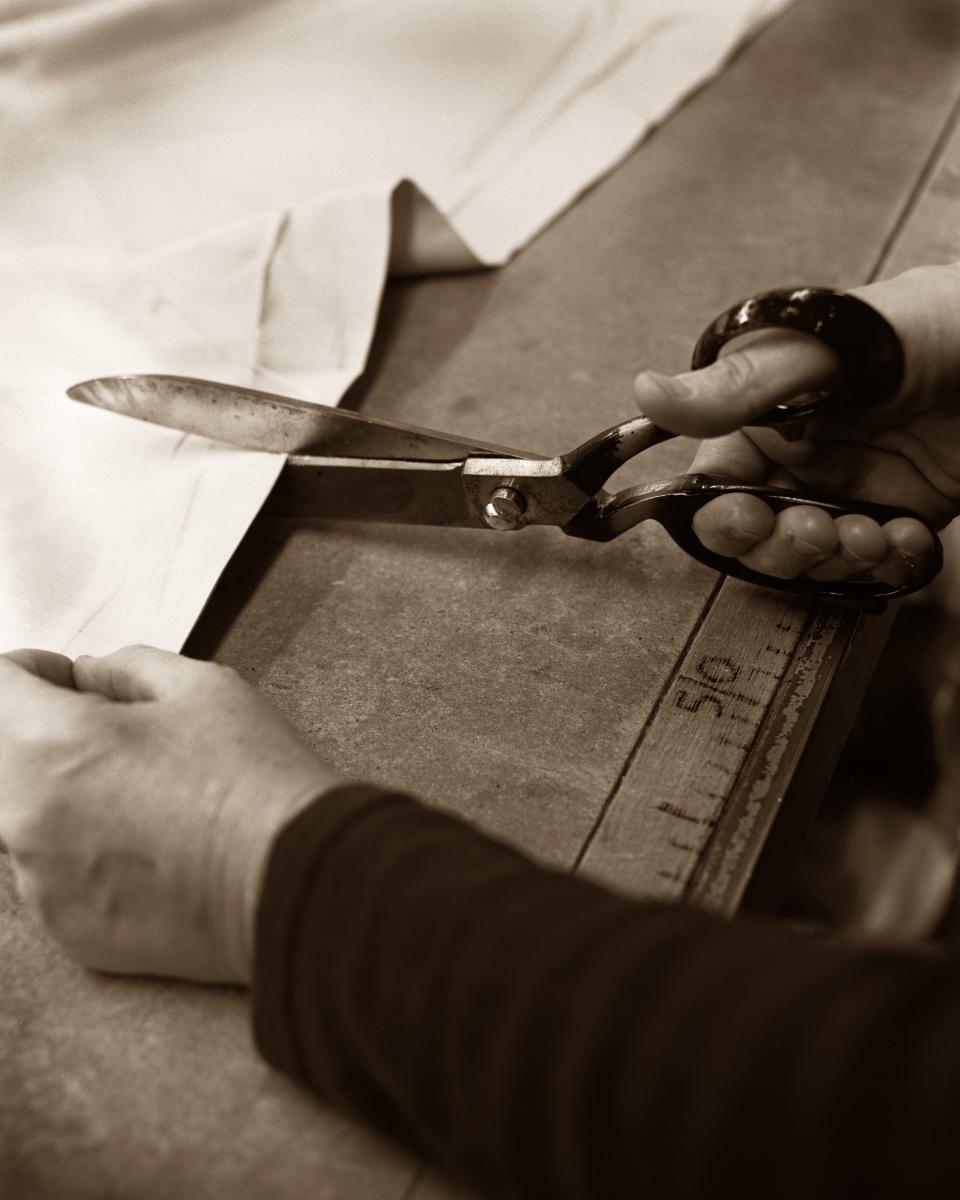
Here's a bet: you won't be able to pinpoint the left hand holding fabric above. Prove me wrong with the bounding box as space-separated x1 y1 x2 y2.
0 646 343 983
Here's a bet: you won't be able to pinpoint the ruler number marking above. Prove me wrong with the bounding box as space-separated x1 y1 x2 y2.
674 654 767 720
676 675 763 709
695 654 740 685
655 801 717 827
675 688 724 718
716 733 751 751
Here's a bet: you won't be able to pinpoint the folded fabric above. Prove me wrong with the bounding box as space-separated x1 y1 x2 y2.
0 0 791 656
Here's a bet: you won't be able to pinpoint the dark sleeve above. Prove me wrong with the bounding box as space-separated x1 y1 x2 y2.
252 784 960 1200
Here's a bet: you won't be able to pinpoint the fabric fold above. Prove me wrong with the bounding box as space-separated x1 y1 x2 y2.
1 0 793 655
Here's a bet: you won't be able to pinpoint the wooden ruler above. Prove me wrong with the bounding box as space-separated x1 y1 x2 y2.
575 581 889 914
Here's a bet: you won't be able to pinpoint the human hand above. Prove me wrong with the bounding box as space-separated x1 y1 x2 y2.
785 638 960 944
634 265 960 585
786 797 958 942
0 646 343 984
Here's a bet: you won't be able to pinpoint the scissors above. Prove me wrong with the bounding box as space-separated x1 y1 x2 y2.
68 287 942 614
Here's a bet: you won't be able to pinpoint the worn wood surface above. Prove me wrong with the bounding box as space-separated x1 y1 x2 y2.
3 2 960 1196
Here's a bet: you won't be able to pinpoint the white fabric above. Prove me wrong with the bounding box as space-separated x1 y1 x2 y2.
0 0 790 655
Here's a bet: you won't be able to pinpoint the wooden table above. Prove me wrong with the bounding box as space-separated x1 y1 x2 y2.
4 1 960 1195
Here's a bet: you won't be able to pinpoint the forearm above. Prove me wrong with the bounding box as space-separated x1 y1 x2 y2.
252 785 960 1199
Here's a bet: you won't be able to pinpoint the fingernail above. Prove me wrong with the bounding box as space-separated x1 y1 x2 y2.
788 534 829 557
734 529 774 548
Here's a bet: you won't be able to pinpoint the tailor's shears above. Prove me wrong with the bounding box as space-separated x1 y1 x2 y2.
68 287 943 613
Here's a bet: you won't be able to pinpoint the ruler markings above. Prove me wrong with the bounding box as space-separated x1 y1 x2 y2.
715 734 753 752
746 667 780 681
655 801 717 827
675 675 766 708
690 604 849 913
577 581 813 900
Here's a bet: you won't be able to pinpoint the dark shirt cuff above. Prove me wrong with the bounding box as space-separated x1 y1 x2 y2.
252 782 407 1080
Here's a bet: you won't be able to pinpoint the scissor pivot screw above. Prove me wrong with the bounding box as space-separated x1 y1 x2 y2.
483 486 527 531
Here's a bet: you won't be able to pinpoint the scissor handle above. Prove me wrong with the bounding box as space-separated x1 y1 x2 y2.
561 286 938 609
564 473 943 613
564 287 906 499
690 287 905 433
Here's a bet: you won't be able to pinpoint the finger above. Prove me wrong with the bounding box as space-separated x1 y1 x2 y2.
692 493 776 557
872 517 937 587
0 654 81 712
635 328 841 438
804 514 887 581
738 504 839 579
0 654 78 857
72 645 225 703
1 649 76 689
689 430 773 482
0 656 84 846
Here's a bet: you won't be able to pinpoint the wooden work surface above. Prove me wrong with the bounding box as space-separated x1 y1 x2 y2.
4 1 960 1196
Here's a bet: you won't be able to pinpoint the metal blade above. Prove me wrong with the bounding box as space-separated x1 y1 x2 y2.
268 457 485 527
68 374 537 461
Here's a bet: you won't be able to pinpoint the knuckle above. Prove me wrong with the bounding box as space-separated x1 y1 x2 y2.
208 659 239 681
203 660 248 693
3 811 43 857
716 350 758 393
5 709 75 764
30 894 96 966
106 643 153 667
22 708 125 791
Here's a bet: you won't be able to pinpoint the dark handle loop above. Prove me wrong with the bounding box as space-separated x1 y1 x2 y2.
565 474 944 613
657 476 943 613
690 287 905 432
681 288 941 607
563 287 938 609
561 416 676 496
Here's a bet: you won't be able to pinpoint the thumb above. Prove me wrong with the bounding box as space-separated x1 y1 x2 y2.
634 328 841 437
72 644 219 703
0 651 85 848
1 649 77 689
0 651 81 715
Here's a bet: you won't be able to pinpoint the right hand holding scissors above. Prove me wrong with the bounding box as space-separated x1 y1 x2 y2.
636 265 960 589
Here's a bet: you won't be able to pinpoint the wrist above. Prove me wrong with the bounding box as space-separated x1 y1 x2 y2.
210 772 347 984
853 265 960 407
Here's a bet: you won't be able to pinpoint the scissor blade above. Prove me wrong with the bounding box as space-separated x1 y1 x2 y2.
68 374 536 461
269 456 486 527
